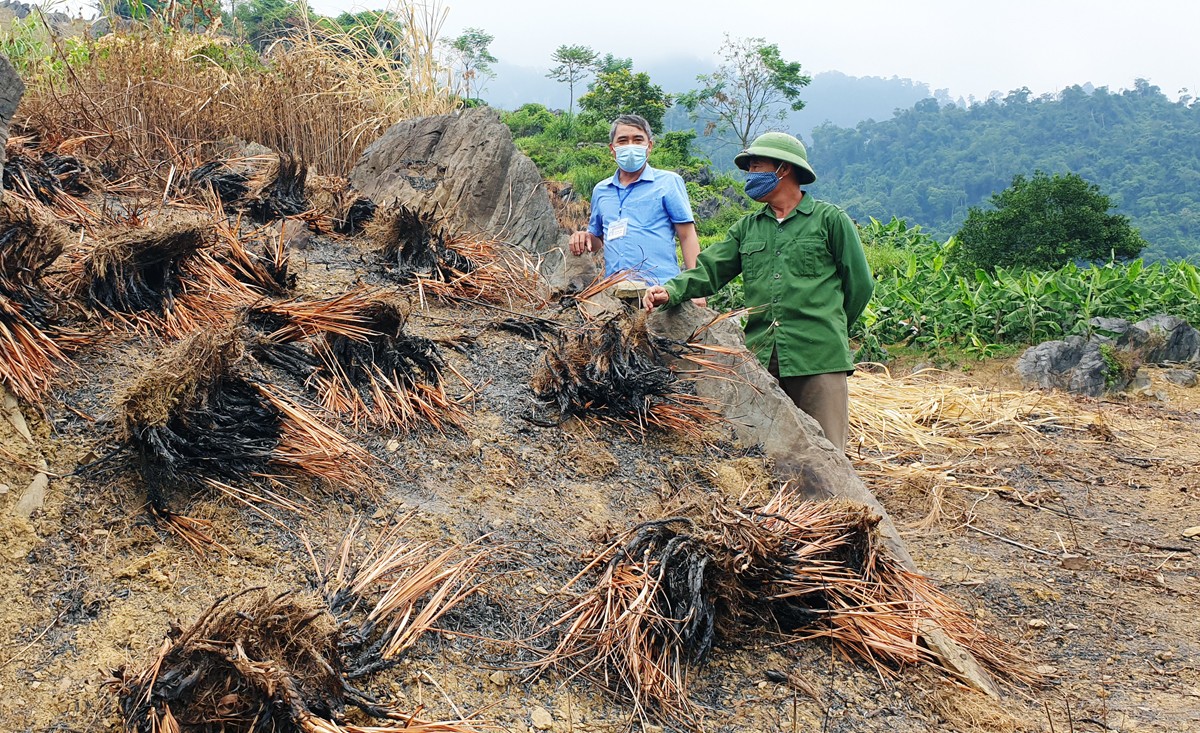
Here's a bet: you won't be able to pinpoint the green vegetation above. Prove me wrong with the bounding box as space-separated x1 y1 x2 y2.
956 171 1146 270
855 219 1200 360
546 44 597 120
579 67 672 133
811 82 1200 261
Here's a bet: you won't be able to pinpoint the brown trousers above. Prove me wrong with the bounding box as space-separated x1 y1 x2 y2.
768 352 849 451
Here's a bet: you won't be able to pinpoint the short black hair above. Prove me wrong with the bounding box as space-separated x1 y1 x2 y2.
609 114 653 143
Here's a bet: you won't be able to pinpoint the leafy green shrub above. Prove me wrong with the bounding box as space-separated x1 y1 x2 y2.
503 103 556 138
955 171 1146 271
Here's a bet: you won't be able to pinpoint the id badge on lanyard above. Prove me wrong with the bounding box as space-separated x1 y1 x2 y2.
608 218 629 240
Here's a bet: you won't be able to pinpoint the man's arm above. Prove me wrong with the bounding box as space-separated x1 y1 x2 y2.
571 187 607 256
830 211 874 326
675 222 700 269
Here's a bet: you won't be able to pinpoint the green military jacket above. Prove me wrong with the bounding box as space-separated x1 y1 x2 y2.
662 194 874 377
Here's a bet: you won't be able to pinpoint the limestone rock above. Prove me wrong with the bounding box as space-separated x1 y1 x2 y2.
349 106 566 280
1133 315 1200 364
1164 368 1198 387
1015 336 1115 397
0 53 25 193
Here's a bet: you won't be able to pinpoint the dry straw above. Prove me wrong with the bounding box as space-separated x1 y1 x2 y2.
16 4 460 179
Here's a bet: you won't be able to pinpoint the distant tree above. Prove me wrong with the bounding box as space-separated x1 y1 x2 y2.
234 0 310 48
579 67 672 132
326 10 405 55
547 44 597 119
955 171 1146 270
450 27 498 102
592 53 632 75
679 35 810 149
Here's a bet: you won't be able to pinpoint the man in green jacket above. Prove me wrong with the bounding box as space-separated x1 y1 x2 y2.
643 132 873 451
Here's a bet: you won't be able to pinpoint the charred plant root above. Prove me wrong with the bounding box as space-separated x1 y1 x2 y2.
374 204 471 281
189 159 250 208
108 591 351 733
83 218 208 314
249 154 311 221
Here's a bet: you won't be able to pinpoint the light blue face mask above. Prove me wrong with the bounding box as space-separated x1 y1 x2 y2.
614 144 649 173
745 163 785 200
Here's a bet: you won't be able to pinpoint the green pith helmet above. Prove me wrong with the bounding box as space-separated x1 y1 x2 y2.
734 132 817 184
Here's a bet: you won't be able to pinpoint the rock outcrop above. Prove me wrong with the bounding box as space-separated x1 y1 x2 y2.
349 106 565 274
1017 315 1200 396
0 53 24 190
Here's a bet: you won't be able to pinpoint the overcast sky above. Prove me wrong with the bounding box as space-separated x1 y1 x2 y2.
305 0 1199 100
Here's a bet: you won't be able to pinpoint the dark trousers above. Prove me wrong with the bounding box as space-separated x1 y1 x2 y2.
768 352 849 451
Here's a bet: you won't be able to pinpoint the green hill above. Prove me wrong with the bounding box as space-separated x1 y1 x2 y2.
808 81 1200 261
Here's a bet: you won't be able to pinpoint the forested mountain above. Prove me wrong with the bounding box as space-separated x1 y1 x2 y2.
808 81 1200 261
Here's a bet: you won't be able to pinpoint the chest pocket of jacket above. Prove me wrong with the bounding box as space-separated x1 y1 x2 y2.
739 239 769 277
787 236 827 278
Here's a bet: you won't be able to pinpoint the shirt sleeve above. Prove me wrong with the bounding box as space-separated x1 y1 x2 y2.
662 173 695 224
829 210 874 327
662 222 744 305
587 185 605 239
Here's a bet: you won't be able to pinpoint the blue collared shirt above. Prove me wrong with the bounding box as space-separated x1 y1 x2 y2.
588 165 694 285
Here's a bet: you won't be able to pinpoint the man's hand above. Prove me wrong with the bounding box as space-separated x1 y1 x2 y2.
643 286 670 311
690 297 708 308
569 231 601 256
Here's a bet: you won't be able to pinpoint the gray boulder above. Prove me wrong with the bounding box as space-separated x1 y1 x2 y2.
1164 368 1198 388
1133 315 1200 364
349 106 565 279
1015 336 1127 397
0 53 24 189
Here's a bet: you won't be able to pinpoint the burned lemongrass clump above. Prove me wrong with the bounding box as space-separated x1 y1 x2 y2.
118 329 275 515
117 327 372 547
331 187 377 235
313 298 463 429
371 203 464 281
709 492 1038 686
247 154 311 222
536 517 718 727
0 199 72 308
371 204 538 304
216 218 296 296
530 311 719 436
109 522 495 733
108 591 346 733
188 158 251 209
81 216 210 315
3 136 91 205
0 200 76 403
535 493 1038 728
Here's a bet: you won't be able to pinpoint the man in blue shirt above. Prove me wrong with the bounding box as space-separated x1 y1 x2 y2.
569 114 701 288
